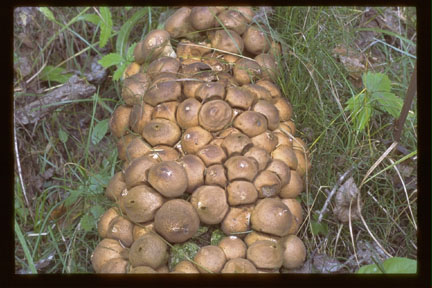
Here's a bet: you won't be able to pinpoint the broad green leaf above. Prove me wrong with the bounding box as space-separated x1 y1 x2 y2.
80 213 95 232
355 104 372 131
64 190 82 207
210 229 226 246
78 13 100 25
112 63 127 81
373 91 403 118
98 53 124 68
363 72 391 93
98 7 113 48
311 221 328 236
116 8 148 57
91 119 109 145
40 65 73 84
168 242 200 271
126 43 137 62
90 205 105 220
356 257 417 274
58 128 69 144
39 7 55 22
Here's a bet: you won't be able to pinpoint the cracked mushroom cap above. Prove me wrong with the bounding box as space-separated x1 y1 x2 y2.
129 232 168 269
251 198 293 237
190 185 229 225
121 184 164 224
147 161 188 198
154 199 200 243
193 245 227 273
246 240 283 270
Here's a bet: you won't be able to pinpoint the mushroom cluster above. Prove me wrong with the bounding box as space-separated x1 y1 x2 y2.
92 6 310 274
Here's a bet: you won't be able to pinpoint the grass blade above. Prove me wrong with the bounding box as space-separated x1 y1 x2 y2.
116 8 148 57
15 219 38 274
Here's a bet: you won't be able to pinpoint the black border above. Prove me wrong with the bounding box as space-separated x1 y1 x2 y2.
6 0 431 287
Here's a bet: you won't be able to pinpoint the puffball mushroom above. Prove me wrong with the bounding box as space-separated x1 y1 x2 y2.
134 30 176 64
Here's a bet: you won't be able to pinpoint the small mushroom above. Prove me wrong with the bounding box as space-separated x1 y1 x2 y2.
255 54 278 80
190 185 229 225
125 137 152 162
205 164 228 187
197 144 227 166
251 131 279 153
146 145 180 162
199 99 233 132
134 30 175 64
110 105 132 138
221 205 254 236
129 232 168 269
179 154 206 193
141 118 181 147
246 240 283 270
121 73 151 106
97 207 120 238
193 245 227 273
244 146 271 171
181 126 213 155
147 161 188 198
233 58 262 85
242 25 271 55
281 235 306 269
279 170 304 198
233 111 268 137
221 132 252 156
225 86 257 110
129 103 153 134
91 239 126 273
221 258 258 273
215 9 248 35
106 216 134 247
124 156 158 189
164 7 194 39
250 198 292 237
224 156 259 182
218 236 247 260
105 172 127 202
151 101 179 123
281 198 304 235
121 184 164 223
211 29 244 55
226 180 258 206
176 98 202 129
254 170 282 198
172 260 199 273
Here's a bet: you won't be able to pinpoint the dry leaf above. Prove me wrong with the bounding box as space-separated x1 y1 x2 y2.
312 254 345 273
332 176 362 223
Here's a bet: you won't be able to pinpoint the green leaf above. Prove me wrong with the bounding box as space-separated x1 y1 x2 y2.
168 242 200 271
355 104 372 132
91 119 109 145
210 229 226 246
193 226 209 238
58 128 69 144
90 205 105 220
39 7 55 22
310 221 328 236
363 72 392 93
126 43 137 62
356 257 417 274
80 213 95 232
98 7 113 48
373 91 403 118
64 190 82 207
112 63 127 81
78 13 100 25
98 53 124 68
40 65 73 84
116 8 148 57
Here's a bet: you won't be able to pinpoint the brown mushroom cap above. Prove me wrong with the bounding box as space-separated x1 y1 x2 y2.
279 170 304 198
255 54 278 80
121 73 151 106
225 86 256 110
277 120 296 136
177 40 212 60
273 98 292 122
242 83 273 102
146 145 180 162
233 58 262 85
125 137 152 162
164 7 194 39
121 184 164 223
221 258 258 273
244 146 271 171
225 156 259 182
110 105 132 138
254 170 282 198
253 100 280 131
273 132 293 148
147 161 188 198
271 145 298 170
221 205 254 236
129 232 168 269
181 126 213 154
123 62 141 79
281 198 303 235
246 240 283 269
151 101 178 123
195 81 226 101
91 239 126 273
226 180 258 206
294 149 311 178
116 134 137 161
194 245 227 273
180 154 206 193
216 9 248 35
176 98 202 129
205 164 228 187
211 29 244 55
143 79 182 107
231 7 255 23
133 222 154 242
266 159 291 187
251 198 293 237
100 258 128 274
146 56 181 77
256 79 282 99
173 260 200 273
98 207 120 238
129 103 154 134
281 235 307 269
129 266 157 273
244 231 280 247
124 156 158 189
218 236 247 260
199 99 233 132
154 199 200 243
106 216 134 247
243 25 271 56
221 132 252 156
197 144 227 166
105 172 127 202
134 30 172 64
142 118 181 147
190 7 218 30
233 111 268 137
190 185 229 225
251 131 278 153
